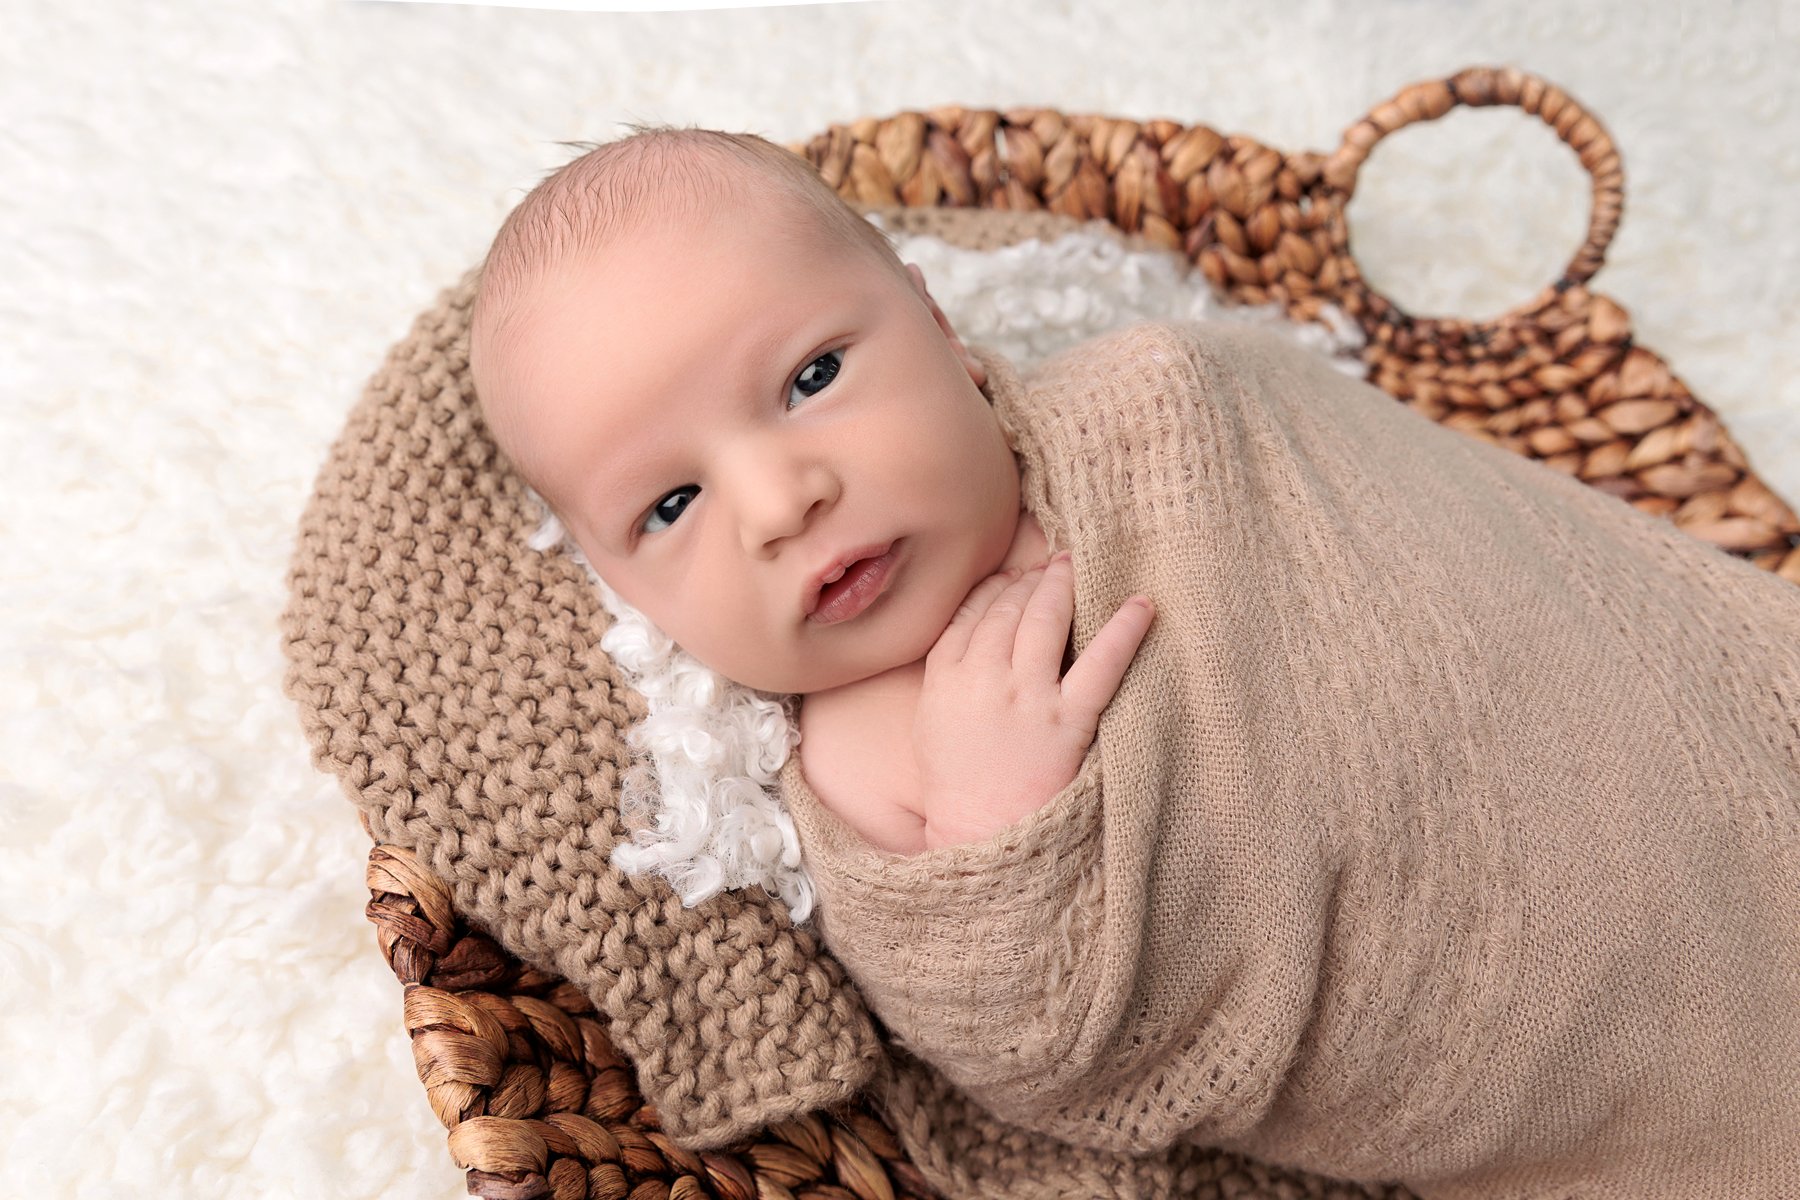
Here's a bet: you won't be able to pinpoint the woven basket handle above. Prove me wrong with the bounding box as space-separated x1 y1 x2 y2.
1321 65 1625 322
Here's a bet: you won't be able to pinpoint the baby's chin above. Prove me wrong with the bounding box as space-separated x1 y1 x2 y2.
787 638 939 701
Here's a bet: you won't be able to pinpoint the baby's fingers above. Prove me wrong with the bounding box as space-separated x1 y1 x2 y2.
1016 553 1076 678
931 565 1027 665
966 564 1048 662
1059 595 1156 732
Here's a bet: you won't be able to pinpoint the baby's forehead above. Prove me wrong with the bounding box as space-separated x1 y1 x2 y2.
479 177 880 398
526 203 857 323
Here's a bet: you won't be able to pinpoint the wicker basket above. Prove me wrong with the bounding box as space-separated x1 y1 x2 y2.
344 66 1800 1200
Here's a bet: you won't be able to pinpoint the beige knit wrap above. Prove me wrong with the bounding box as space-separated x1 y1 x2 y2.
782 320 1800 1198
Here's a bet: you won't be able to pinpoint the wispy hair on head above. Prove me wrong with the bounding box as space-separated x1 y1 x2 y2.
470 124 907 369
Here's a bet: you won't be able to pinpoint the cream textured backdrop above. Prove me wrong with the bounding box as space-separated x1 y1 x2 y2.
2 0 1796 1196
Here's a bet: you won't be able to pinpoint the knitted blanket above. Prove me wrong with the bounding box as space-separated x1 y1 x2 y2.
779 321 1800 1198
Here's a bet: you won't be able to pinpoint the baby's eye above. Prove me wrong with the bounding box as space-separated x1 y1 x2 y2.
788 349 844 409
640 485 697 536
638 349 844 540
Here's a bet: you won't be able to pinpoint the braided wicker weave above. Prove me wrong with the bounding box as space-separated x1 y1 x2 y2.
345 66 1798 1200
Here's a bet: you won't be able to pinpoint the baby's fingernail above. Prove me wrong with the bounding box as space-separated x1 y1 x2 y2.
1054 551 1072 564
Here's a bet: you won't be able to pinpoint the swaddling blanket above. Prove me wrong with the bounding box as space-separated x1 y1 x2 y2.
778 321 1800 1198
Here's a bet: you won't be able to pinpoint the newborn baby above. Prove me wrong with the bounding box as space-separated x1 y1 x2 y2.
470 128 1800 1199
470 128 1155 857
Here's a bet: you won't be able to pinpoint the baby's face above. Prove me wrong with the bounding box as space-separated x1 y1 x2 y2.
480 195 1024 696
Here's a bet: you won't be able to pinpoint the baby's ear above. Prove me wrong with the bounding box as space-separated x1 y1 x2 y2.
906 263 986 389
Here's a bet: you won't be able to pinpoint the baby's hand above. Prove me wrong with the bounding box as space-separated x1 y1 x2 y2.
913 554 1154 849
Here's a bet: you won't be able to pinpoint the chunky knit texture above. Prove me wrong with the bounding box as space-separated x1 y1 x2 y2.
782 321 1800 1199
280 268 883 1147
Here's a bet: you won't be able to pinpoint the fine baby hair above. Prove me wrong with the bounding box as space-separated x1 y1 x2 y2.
471 125 910 405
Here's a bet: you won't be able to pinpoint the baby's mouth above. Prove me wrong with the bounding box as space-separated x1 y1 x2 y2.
807 542 903 625
818 559 872 602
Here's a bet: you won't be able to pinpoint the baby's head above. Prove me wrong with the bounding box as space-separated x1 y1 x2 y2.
471 128 1025 697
